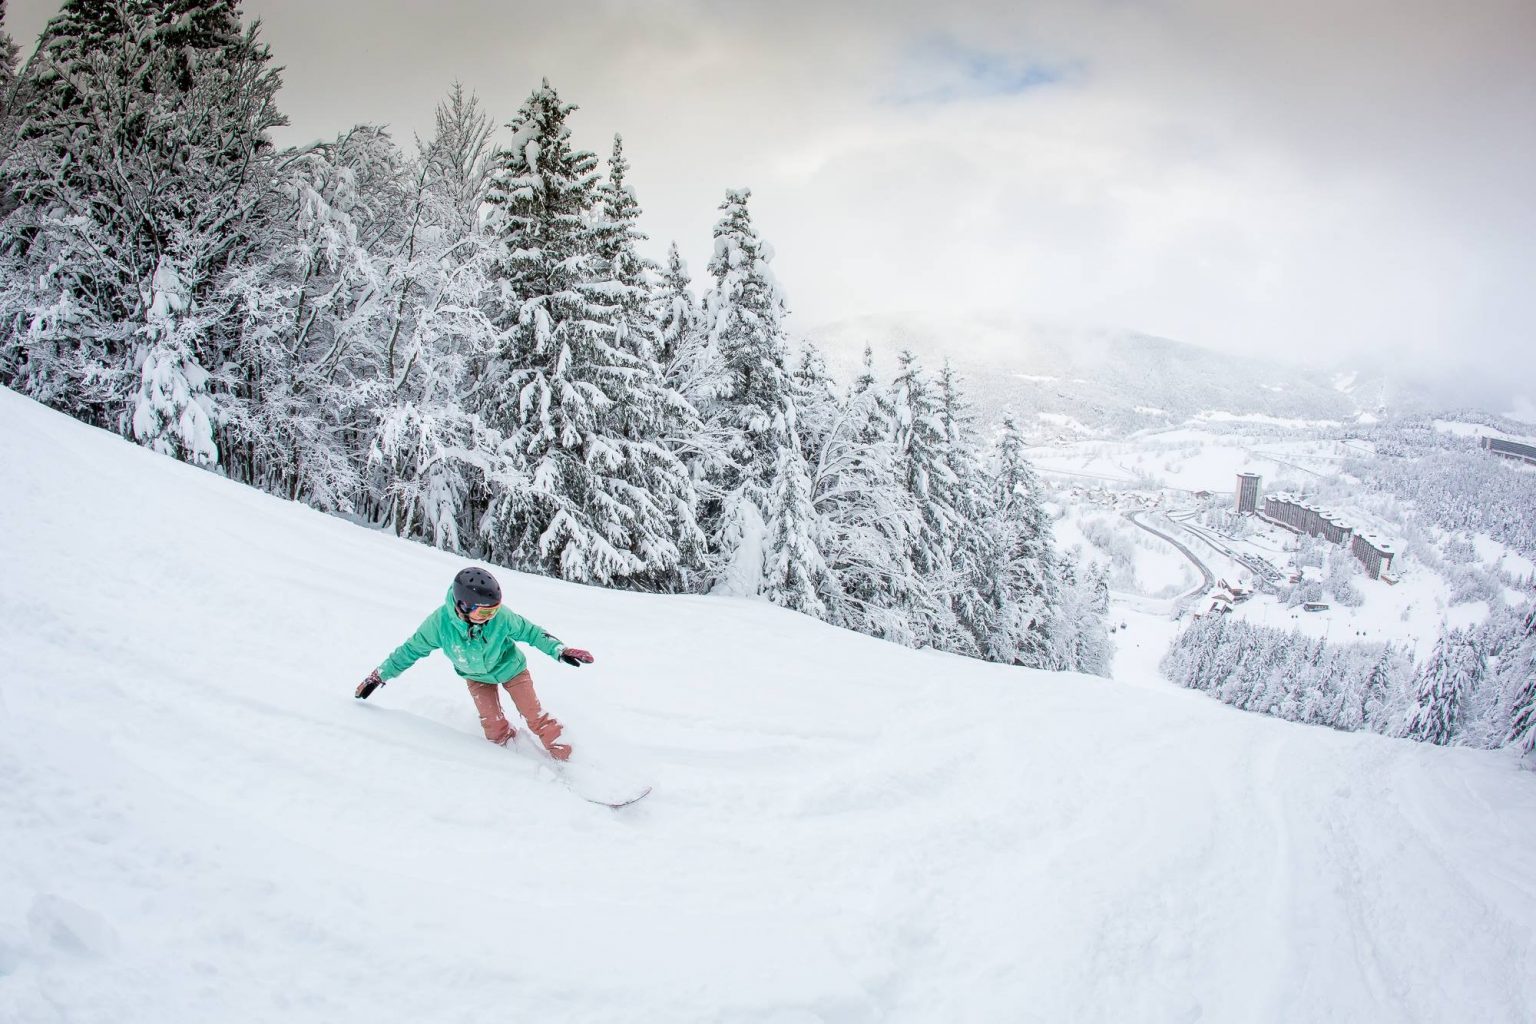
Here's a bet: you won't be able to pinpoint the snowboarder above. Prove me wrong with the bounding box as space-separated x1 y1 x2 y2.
355 567 594 760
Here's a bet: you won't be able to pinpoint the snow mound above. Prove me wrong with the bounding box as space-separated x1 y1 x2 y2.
2 386 1534 1023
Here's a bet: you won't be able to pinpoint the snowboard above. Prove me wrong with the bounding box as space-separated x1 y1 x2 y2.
567 780 652 809
509 733 652 809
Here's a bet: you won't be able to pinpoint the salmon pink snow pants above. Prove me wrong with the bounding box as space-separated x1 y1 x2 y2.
465 670 570 760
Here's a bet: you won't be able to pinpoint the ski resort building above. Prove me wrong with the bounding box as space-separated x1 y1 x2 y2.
1235 473 1262 514
1480 435 1536 466
1260 493 1395 579
1351 532 1396 580
1319 512 1354 546
1261 493 1328 536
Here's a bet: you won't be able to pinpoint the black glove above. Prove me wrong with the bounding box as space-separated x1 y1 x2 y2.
558 647 594 667
356 669 385 699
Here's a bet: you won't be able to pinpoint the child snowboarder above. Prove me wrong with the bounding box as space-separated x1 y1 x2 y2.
355 567 594 760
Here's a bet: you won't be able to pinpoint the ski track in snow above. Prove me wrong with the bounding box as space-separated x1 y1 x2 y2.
2 385 1535 1024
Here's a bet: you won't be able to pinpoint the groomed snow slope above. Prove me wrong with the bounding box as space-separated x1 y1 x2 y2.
2 386 1534 1024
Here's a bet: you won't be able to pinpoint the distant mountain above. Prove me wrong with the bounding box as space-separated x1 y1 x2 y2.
799 312 1428 435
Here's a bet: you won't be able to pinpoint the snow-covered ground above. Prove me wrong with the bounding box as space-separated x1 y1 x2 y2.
1470 533 1536 583
3 386 1536 1023
1026 427 1360 495
1057 511 1199 604
1194 411 1344 430
1433 419 1536 444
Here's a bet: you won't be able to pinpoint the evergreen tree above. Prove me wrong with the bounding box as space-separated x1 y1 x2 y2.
1055 558 1112 676
1501 605 1536 753
593 136 660 360
790 344 839 470
481 79 598 417
1217 622 1264 708
591 137 703 586
1361 646 1402 731
761 443 838 617
1300 644 1343 724
1405 628 1486 745
0 3 15 229
650 242 721 531
480 81 698 588
809 348 917 644
936 362 1001 660
989 415 1061 667
699 188 800 594
1 0 285 466
769 344 850 620
888 351 962 647
0 2 19 118
701 187 794 487
653 242 709 397
1162 619 1437 738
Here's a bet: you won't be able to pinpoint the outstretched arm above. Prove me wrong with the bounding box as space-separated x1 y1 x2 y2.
375 613 443 681
501 610 591 665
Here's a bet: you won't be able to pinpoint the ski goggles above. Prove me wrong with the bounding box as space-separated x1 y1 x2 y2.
460 601 500 620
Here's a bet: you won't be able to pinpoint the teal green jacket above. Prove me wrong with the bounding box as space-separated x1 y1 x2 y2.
379 588 566 684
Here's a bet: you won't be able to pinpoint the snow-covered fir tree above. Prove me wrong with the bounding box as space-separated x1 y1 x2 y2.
480 80 699 589
593 136 660 365
1489 603 1536 754
1406 628 1487 745
698 188 810 596
1447 601 1532 747
701 189 794 482
779 344 851 613
1052 557 1113 676
652 243 710 400
1360 645 1411 733
649 242 726 538
0 2 14 229
987 415 1060 668
0 0 285 465
936 362 1003 660
0 3 19 124
591 134 705 584
806 346 918 645
888 351 964 648
789 344 839 478
1162 618 1421 737
761 442 838 617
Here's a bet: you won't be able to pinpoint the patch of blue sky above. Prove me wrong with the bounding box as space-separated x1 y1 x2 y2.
882 35 1082 105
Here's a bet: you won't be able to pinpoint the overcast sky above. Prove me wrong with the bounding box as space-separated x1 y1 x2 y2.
9 0 1535 409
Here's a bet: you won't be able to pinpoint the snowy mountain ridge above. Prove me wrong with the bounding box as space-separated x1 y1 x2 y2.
2 385 1535 1023
801 312 1423 432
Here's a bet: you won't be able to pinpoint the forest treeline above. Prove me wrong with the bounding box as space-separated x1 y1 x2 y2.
0 1 1109 672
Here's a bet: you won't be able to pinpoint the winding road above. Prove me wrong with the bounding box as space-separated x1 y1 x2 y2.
1124 509 1216 609
1168 513 1287 588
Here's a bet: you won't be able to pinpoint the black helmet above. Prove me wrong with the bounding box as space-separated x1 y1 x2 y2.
453 567 501 612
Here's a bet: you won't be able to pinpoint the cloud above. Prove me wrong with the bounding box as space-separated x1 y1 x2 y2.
5 0 1532 405
880 35 1081 105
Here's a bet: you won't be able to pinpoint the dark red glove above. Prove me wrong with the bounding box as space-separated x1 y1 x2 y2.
558 647 594 667
355 669 385 699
